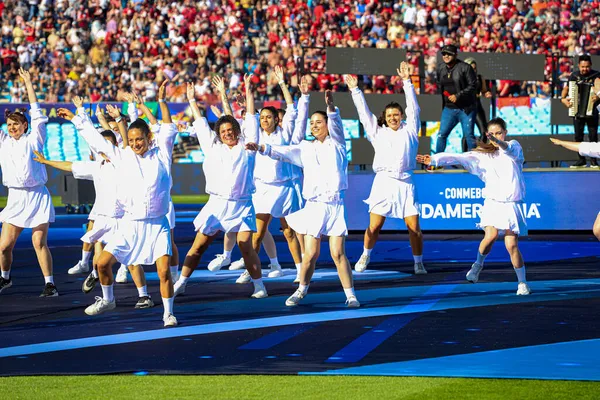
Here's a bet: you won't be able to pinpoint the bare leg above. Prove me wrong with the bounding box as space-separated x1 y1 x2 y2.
238 231 262 279
262 230 277 259
404 215 423 256
280 218 302 265
31 223 53 279
180 232 215 278
329 235 353 289
128 265 146 288
300 235 321 285
252 213 272 254
0 223 23 274
479 226 499 255
364 213 386 250
504 232 524 269
593 213 600 241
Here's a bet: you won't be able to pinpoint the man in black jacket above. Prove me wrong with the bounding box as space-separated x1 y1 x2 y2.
435 45 478 155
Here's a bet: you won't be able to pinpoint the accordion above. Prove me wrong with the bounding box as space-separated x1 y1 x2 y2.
568 81 595 117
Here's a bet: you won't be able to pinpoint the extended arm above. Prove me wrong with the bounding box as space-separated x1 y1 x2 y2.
430 152 483 176
212 75 233 116
325 91 346 147
261 143 304 167
274 65 294 108
33 150 73 172
398 62 420 137
158 80 172 124
122 92 139 122
20 68 48 146
133 92 158 125
346 74 379 139
106 104 127 148
187 81 203 121
550 138 600 158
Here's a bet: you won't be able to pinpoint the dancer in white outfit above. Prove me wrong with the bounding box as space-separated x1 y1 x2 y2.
0 68 57 297
417 118 531 295
345 62 426 275
173 74 268 299
61 94 178 327
248 90 360 308
550 138 600 241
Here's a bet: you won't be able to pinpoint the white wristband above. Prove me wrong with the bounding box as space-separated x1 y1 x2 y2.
189 99 196 103
158 99 165 103
278 80 285 86
115 117 122 123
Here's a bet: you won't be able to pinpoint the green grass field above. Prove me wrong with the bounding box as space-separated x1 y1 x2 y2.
0 195 209 209
1 376 598 400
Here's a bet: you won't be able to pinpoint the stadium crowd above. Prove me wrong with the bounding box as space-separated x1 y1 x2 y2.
0 0 598 103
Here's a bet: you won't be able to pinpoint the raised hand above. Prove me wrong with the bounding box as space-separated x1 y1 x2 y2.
32 150 46 163
57 108 75 121
212 75 226 94
243 73 253 90
210 105 222 118
106 104 121 119
186 82 195 102
325 90 334 110
18 67 31 83
131 91 142 104
299 75 310 95
95 105 107 120
274 65 285 83
397 61 411 80
416 154 432 165
158 79 169 100
343 74 358 90
234 92 246 107
121 92 133 103
73 96 84 109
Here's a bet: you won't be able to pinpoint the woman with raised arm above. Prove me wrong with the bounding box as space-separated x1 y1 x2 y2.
173 74 267 299
345 61 426 276
417 118 531 296
550 137 600 241
249 90 360 308
63 92 179 327
0 68 57 297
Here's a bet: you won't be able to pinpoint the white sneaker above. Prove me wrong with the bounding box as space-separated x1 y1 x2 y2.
346 295 360 308
207 254 231 272
68 261 89 275
229 258 245 270
267 263 283 278
173 280 186 297
466 262 483 283
115 264 128 283
251 285 268 299
236 270 251 284
354 255 370 273
516 282 531 295
414 262 427 275
285 289 305 306
163 313 178 327
84 296 116 315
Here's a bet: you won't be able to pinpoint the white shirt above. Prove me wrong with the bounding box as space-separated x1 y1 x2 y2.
71 160 124 219
254 104 300 185
192 114 259 201
350 80 419 180
579 142 600 158
262 108 347 203
73 111 177 220
0 103 49 188
432 141 526 202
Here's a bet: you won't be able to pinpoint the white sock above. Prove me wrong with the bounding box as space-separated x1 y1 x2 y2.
81 250 92 265
92 269 99 278
170 265 179 279
1 270 10 280
223 250 232 258
101 284 114 302
514 266 527 283
44 275 54 285
252 277 265 289
476 252 487 265
295 263 302 272
413 254 423 263
119 264 127 270
343 287 356 299
177 275 189 285
362 247 372 257
162 297 174 318
269 257 279 266
137 285 148 297
298 284 309 295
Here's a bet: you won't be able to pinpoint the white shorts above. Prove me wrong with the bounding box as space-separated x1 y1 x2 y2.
285 200 347 238
364 174 419 219
478 199 528 236
105 216 171 266
193 197 256 236
253 179 303 218
81 215 120 245
167 200 176 229
0 185 55 228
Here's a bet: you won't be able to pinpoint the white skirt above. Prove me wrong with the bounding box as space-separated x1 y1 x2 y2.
253 179 303 218
0 186 55 228
105 216 171 266
167 200 176 229
81 215 119 245
285 200 347 238
477 199 528 236
365 174 419 219
193 197 256 236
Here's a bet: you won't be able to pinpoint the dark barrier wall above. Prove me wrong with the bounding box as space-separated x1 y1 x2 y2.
325 48 408 76
434 52 547 81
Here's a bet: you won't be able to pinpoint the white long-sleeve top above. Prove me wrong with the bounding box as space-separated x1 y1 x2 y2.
262 107 347 203
431 140 526 202
0 103 49 188
350 80 419 180
290 95 310 181
127 102 139 123
254 103 300 184
192 113 259 201
71 159 124 218
579 142 600 158
72 111 177 220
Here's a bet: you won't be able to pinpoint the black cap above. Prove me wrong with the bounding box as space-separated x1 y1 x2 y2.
441 45 458 56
